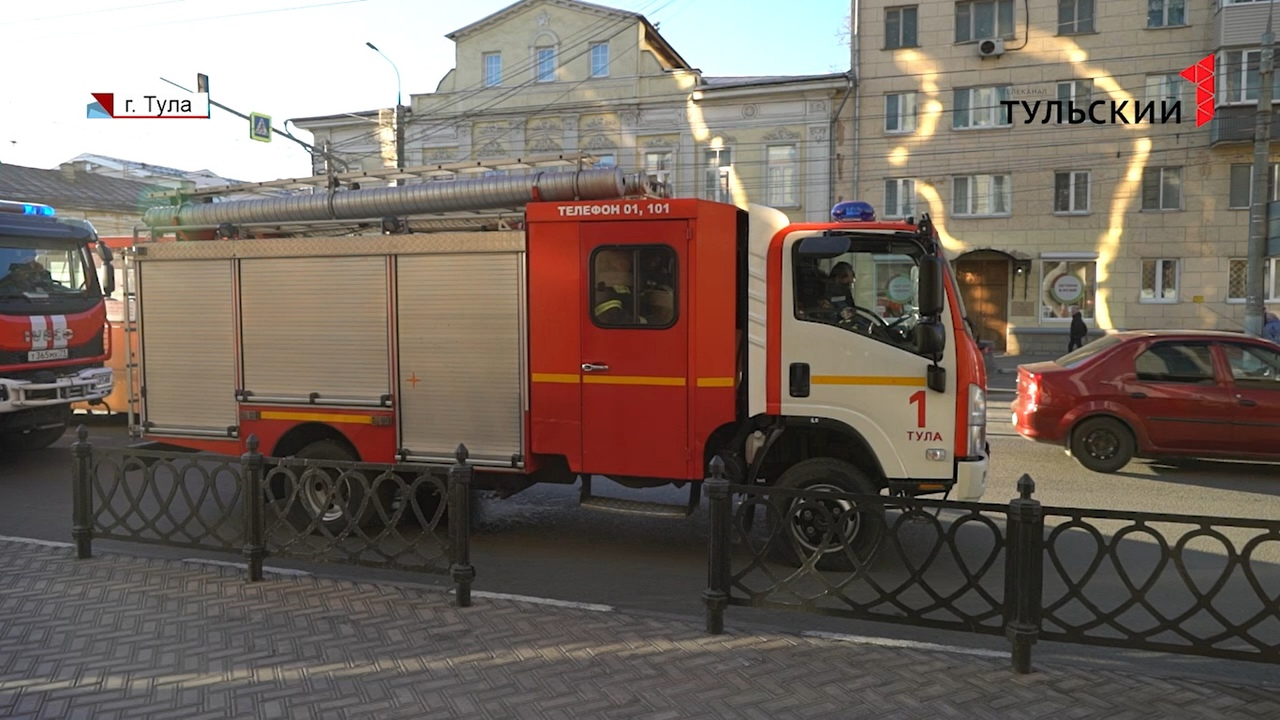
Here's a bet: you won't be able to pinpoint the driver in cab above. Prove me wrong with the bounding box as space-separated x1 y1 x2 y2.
826 262 871 332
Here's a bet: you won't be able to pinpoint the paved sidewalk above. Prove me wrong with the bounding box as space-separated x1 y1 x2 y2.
2 541 1278 719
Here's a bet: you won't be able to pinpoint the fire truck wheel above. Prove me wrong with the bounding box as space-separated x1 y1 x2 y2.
769 458 885 572
0 424 68 451
287 440 393 534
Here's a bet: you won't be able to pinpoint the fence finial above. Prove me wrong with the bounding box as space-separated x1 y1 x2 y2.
455 443 469 464
77 424 88 443
1017 473 1035 500
246 434 260 454
709 455 726 478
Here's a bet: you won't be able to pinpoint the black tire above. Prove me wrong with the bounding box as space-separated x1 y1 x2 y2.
0 424 68 451
1071 417 1135 474
767 458 886 572
284 439 393 534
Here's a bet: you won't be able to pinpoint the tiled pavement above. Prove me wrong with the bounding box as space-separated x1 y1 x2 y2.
1 540 1277 719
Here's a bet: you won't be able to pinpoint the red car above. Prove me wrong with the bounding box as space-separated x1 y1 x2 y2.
1011 330 1280 473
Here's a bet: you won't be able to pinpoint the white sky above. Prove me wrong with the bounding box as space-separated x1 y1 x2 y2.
0 0 850 183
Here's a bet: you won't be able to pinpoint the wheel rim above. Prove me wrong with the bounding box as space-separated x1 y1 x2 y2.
301 470 348 523
787 482 864 555
1083 428 1120 461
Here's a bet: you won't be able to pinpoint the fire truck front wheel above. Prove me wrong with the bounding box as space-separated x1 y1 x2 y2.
285 439 394 534
768 458 886 572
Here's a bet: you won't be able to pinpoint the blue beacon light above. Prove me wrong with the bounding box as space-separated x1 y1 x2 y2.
831 201 875 222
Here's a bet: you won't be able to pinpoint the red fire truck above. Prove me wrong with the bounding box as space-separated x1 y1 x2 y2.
0 201 115 450
130 167 988 565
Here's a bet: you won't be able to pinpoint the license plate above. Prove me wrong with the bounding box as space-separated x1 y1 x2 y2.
28 349 68 362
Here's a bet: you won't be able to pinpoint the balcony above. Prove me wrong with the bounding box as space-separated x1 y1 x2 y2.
1214 2 1280 48
1209 105 1280 144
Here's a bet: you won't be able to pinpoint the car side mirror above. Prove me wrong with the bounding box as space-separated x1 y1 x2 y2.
917 256 945 317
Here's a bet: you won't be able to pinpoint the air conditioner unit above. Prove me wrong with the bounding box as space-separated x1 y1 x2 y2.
978 38 1005 58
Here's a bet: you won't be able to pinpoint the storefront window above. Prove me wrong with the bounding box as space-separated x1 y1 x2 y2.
1040 258 1096 320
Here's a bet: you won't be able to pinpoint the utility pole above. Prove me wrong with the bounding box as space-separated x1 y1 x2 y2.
1245 17 1275 336
366 42 406 174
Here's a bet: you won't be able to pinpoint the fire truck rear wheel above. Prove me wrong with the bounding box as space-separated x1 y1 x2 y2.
0 424 68 452
287 439 393 534
769 458 885 572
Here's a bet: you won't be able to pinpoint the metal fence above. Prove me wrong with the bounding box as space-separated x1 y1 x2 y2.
703 460 1280 672
70 428 475 605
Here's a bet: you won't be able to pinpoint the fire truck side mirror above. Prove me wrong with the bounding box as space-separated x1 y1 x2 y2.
917 256 945 318
96 242 116 296
915 320 946 361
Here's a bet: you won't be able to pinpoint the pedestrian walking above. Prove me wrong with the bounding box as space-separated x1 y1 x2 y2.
1068 308 1087 352
1264 311 1280 344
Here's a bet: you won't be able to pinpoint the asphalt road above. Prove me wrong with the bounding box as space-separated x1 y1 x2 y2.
3 397 1278 687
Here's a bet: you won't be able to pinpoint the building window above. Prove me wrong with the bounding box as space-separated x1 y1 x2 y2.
884 178 917 218
703 148 733 203
536 47 556 82
1057 0 1094 35
885 92 918 133
766 145 799 207
1053 170 1090 213
593 154 616 168
590 42 610 78
1228 257 1280 302
1057 79 1092 106
644 150 673 186
484 52 502 87
1041 257 1097 320
1141 166 1182 210
953 174 1012 217
1228 163 1280 208
590 246 677 329
1221 49 1280 104
955 0 1015 43
953 86 1012 129
1145 73 1188 108
1141 259 1179 303
1148 0 1186 27
885 6 918 48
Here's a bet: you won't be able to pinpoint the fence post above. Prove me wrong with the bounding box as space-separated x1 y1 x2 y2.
1004 473 1044 674
449 443 476 608
703 455 731 635
241 435 266 582
71 425 93 559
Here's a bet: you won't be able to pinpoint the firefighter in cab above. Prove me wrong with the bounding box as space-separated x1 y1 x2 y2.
593 249 637 325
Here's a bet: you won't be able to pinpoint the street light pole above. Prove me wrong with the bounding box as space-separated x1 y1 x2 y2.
1245 13 1275 336
366 41 406 172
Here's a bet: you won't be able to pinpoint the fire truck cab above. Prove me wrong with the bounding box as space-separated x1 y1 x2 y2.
130 168 987 567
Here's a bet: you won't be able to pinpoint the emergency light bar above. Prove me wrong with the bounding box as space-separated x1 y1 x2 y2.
831 201 875 222
0 200 56 217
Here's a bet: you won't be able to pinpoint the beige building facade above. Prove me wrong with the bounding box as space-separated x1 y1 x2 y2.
853 0 1280 352
294 0 854 223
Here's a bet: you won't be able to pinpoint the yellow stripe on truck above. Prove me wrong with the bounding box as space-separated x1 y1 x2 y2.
259 411 375 425
531 373 581 384
812 375 927 387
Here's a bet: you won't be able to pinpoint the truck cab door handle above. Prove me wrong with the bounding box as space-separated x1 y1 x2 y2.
582 363 609 372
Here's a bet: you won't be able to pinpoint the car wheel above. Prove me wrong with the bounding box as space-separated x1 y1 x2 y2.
1071 417 1135 474
766 458 885 572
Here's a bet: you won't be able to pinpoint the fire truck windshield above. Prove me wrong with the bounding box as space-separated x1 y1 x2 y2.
0 242 94 298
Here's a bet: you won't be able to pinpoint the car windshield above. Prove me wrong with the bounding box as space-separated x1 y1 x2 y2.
1055 335 1122 368
0 242 92 298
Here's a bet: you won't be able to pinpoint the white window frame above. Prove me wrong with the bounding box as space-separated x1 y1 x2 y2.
1057 79 1093 106
483 52 502 87
885 92 918 134
952 174 1013 217
1053 170 1090 214
1227 257 1280 303
955 0 1015 43
766 144 799 208
885 5 919 49
1228 163 1280 209
1141 166 1182 211
590 42 610 78
1220 49 1280 105
1140 258 1180 304
644 150 673 186
1148 0 1186 28
953 86 1012 129
703 147 734 203
535 47 556 83
884 178 917 218
1040 254 1099 321
1057 0 1095 35
1145 73 1187 108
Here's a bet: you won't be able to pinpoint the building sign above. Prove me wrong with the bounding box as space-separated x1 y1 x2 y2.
1050 274 1085 305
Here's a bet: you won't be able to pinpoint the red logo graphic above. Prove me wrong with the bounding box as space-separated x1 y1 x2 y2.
1180 54 1215 127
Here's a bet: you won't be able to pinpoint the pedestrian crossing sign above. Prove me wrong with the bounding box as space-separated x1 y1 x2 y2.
250 113 271 143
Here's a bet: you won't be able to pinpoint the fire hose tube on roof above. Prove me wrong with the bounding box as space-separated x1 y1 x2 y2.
142 168 652 228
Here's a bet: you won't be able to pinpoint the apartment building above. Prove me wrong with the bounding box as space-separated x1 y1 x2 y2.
294 0 853 224
853 0 1280 352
